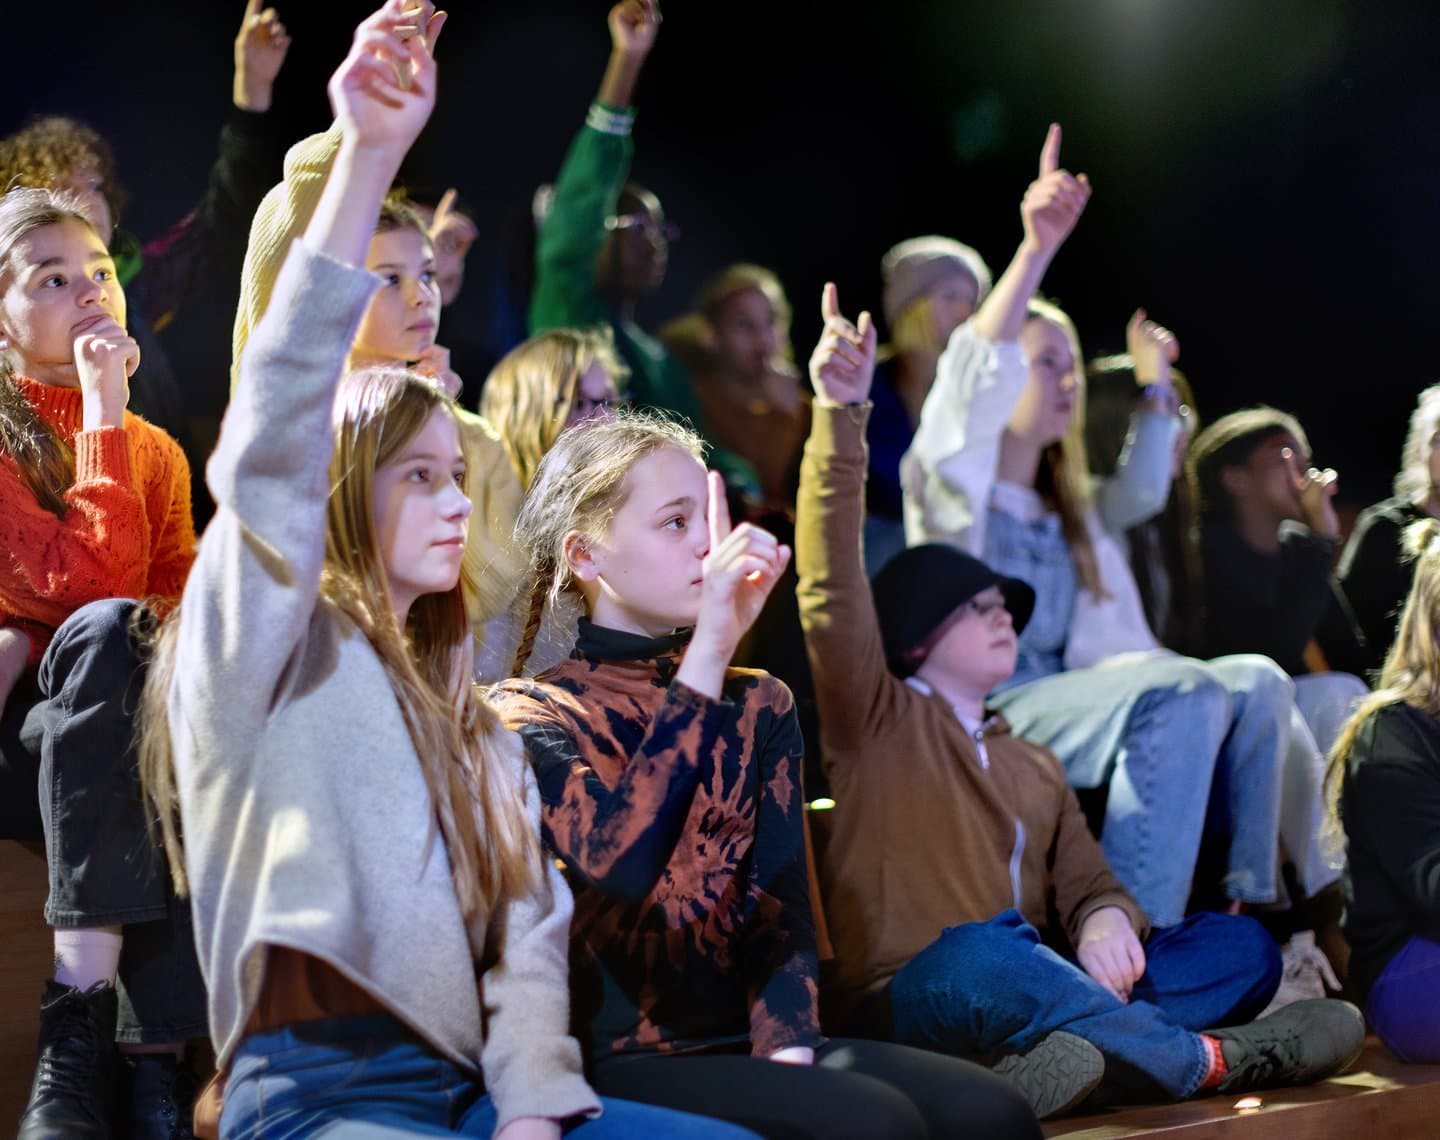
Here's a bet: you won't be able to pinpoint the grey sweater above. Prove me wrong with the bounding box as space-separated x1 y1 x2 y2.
169 242 598 1129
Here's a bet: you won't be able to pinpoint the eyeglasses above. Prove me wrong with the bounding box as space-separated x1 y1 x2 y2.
604 213 681 243
956 595 1009 621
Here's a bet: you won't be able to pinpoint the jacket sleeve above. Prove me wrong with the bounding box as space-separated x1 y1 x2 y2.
528 105 633 336
477 748 602 1132
498 680 731 903
740 689 823 1057
1337 505 1409 674
900 322 1029 554
1345 707 1440 919
132 108 285 333
1049 772 1151 947
1094 410 1182 536
172 242 377 765
230 126 343 387
795 400 910 752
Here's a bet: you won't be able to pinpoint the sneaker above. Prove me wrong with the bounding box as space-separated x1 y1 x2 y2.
124 1052 198 1140
988 1031 1105 1120
1208 998 1365 1093
1258 930 1342 1017
18 979 120 1139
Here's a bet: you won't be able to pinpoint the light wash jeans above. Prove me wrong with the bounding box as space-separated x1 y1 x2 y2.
887 909 1281 1100
983 509 1289 926
221 1014 757 1139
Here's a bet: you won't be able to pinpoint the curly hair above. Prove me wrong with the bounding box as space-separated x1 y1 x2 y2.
0 116 127 227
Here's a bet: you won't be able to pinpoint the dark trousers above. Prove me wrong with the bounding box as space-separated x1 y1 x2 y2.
592 1037 1040 1140
0 599 207 1044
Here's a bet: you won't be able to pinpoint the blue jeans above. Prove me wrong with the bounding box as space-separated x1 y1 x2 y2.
222 1014 757 1139
991 653 1289 926
888 909 1281 1100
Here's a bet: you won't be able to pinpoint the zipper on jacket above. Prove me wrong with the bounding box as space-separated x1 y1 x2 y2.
1009 819 1026 910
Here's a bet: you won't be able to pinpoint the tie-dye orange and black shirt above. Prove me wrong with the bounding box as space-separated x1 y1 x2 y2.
493 620 821 1063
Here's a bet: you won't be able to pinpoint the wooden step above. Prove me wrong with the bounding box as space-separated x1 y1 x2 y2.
0 840 51 1129
1043 1038 1440 1139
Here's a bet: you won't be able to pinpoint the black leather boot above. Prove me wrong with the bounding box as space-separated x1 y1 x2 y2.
17 979 119 1139
124 1052 198 1140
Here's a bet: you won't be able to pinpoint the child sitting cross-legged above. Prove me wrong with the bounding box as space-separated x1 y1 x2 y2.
795 283 1367 1117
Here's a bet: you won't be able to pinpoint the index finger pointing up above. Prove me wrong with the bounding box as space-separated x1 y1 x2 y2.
821 281 841 325
1039 122 1062 177
707 470 730 554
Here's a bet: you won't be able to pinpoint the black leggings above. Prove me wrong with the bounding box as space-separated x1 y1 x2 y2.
592 1038 1039 1140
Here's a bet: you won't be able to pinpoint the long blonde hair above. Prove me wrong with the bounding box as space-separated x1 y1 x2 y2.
479 327 627 491
140 368 539 919
507 412 706 675
1326 518 1440 845
1026 298 1101 595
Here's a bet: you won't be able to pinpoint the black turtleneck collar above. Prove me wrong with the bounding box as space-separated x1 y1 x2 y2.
574 617 693 663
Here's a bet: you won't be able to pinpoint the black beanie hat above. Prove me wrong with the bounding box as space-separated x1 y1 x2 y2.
871 544 1035 677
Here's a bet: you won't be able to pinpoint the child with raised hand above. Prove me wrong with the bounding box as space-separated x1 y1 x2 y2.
901 125 1292 930
230 0 529 658
0 183 202 1136
798 283 1365 1117
491 418 1038 1135
139 8 750 1138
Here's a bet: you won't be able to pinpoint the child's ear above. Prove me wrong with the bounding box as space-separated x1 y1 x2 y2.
563 529 600 582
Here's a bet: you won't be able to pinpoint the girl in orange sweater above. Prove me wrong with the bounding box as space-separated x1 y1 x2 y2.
0 185 199 1138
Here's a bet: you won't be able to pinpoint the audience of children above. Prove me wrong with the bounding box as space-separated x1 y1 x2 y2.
492 414 1036 1140
15 0 1440 1134
136 9 753 1138
899 126 1293 931
795 281 1364 1117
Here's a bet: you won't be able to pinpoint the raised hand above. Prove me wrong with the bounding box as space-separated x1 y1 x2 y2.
233 0 292 112
414 343 462 400
74 316 139 432
1287 448 1341 538
328 0 446 156
1076 905 1146 1003
808 282 877 407
692 471 791 663
1020 123 1091 257
609 0 661 60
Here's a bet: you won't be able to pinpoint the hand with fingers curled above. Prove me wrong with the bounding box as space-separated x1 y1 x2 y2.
691 470 792 665
327 0 446 150
414 344 462 400
807 282 877 408
609 0 662 60
1289 448 1341 539
74 318 140 432
234 0 292 112
1021 123 1092 258
1076 906 1146 1004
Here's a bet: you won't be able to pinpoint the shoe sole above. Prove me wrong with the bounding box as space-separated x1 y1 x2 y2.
990 1031 1105 1120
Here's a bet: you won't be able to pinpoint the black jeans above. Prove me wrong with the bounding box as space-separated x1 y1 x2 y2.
2 599 207 1045
592 1037 1040 1140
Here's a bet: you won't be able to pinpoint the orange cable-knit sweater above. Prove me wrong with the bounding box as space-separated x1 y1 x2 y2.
0 376 195 667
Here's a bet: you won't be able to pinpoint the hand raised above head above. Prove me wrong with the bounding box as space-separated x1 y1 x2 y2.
327 0 446 154
1021 123 1091 257
808 282 877 407
234 0 292 110
609 0 661 59
1126 308 1180 391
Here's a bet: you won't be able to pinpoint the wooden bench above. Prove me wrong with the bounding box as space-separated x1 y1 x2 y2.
1 840 51 1129
1042 1038 1440 1139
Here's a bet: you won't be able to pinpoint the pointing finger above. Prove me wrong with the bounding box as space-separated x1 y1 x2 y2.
1039 122 1061 177
821 281 840 324
707 470 730 555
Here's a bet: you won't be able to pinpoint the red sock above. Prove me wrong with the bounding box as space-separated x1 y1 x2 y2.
1198 1034 1229 1089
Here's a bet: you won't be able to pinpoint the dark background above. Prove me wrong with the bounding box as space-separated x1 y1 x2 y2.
10 0 1440 509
